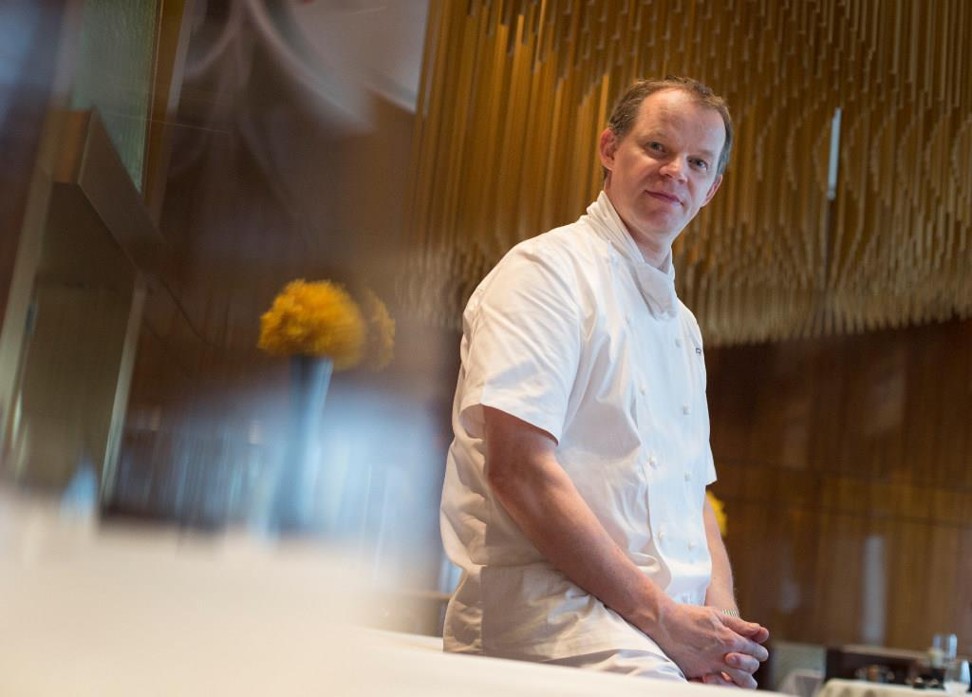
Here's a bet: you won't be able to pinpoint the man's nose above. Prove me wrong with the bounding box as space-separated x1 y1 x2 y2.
660 156 688 181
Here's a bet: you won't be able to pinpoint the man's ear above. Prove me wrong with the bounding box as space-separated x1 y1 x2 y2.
598 128 618 170
701 174 723 207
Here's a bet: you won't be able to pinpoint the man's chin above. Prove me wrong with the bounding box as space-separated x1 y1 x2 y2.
631 213 685 240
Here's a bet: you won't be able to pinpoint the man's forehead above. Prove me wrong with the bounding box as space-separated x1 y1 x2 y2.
636 91 726 150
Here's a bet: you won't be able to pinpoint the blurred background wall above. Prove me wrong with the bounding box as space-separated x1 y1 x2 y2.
0 0 969 653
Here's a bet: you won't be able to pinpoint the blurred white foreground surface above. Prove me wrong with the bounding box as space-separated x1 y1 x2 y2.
0 490 769 696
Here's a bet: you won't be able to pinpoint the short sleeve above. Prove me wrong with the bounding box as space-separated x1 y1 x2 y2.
459 242 582 443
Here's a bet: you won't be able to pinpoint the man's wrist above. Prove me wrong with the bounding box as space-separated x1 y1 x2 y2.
629 581 675 636
721 608 739 618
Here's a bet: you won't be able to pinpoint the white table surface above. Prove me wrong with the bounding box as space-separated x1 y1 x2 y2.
0 490 783 696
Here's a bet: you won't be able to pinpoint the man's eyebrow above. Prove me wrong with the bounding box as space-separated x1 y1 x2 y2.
643 131 718 161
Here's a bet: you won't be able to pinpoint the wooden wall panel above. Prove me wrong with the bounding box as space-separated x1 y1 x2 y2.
708 318 972 654
405 0 972 344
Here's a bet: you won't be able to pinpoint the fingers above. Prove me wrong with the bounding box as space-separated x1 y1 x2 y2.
724 627 768 662
721 617 770 662
722 615 769 642
749 625 770 643
725 652 761 676
743 639 769 663
721 668 758 690
735 622 769 644
703 672 749 689
714 654 761 690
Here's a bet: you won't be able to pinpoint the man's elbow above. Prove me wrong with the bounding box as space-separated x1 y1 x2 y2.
485 456 517 500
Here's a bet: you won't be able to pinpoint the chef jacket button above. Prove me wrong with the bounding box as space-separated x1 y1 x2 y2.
648 453 658 467
657 530 666 541
684 472 691 481
675 337 682 348
639 384 646 395
688 540 696 550
682 404 691 415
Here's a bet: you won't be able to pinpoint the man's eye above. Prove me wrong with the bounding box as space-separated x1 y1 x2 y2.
691 159 709 171
647 142 664 152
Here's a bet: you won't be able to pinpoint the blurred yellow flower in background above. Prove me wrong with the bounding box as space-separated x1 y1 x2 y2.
360 289 396 371
706 490 728 538
258 280 365 369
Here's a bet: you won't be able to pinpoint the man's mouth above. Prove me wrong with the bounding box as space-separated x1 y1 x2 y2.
647 190 681 206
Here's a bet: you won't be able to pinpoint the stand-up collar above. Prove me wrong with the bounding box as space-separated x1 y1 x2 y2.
585 191 679 318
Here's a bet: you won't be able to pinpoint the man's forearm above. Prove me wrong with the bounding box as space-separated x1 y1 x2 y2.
485 414 672 631
703 498 737 611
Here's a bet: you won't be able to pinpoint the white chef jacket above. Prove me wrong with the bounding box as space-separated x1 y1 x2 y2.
440 191 716 662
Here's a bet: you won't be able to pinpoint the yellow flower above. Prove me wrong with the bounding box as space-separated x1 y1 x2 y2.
258 280 365 369
360 289 396 371
707 490 728 537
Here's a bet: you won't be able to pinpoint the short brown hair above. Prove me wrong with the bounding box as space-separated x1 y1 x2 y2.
606 76 733 175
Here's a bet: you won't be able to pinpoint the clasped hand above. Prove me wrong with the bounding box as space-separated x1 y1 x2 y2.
656 605 769 689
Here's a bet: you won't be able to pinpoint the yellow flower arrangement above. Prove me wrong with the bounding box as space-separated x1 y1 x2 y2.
706 490 728 537
360 288 396 371
258 280 365 369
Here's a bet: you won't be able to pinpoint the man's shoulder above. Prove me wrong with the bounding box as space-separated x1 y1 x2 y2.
465 213 609 312
676 300 705 345
510 216 608 264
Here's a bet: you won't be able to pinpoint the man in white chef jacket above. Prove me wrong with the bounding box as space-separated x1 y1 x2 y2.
440 76 770 687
